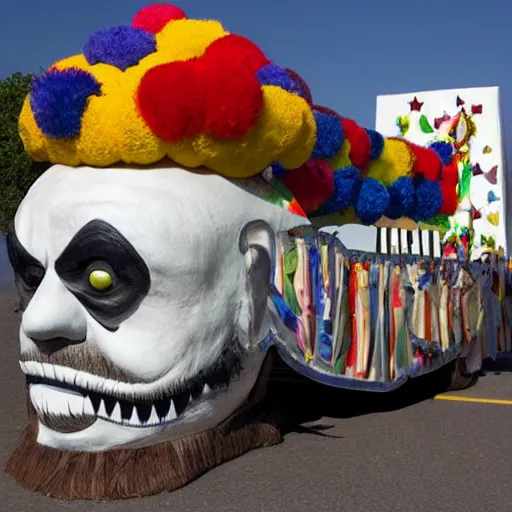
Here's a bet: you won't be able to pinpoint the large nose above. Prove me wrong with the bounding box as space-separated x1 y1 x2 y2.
22 271 87 344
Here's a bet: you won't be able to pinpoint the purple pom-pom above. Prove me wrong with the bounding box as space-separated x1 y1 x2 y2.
30 68 101 138
429 141 453 166
83 25 156 71
415 178 443 220
284 68 313 103
386 177 416 220
312 110 343 159
313 166 362 216
356 178 389 225
257 63 294 90
366 129 385 160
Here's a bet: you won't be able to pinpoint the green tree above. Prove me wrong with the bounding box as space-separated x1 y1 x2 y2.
0 72 49 233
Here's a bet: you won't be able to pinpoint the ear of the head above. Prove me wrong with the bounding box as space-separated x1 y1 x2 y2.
237 220 276 347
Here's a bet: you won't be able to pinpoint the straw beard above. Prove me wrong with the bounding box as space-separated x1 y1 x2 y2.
5 351 281 500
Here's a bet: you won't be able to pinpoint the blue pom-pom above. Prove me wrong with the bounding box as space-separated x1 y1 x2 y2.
312 166 362 216
83 25 157 71
429 141 453 166
257 63 294 90
30 68 101 138
356 178 389 225
385 177 417 220
366 129 385 160
311 110 344 159
415 178 443 220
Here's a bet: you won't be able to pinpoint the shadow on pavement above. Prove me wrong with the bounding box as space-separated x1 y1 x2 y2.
264 354 453 437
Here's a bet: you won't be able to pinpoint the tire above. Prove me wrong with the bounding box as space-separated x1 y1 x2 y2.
446 358 479 391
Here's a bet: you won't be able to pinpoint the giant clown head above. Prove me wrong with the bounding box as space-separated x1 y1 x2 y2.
5 4 450 499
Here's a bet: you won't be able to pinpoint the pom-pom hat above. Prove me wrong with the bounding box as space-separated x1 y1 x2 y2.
18 4 449 227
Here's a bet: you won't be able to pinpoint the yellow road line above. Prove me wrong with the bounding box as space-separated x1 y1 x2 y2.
435 395 512 405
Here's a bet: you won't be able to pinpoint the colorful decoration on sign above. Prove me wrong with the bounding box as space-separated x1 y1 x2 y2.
378 88 506 260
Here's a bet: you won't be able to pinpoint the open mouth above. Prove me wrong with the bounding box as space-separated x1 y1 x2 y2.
22 345 244 434
26 374 213 433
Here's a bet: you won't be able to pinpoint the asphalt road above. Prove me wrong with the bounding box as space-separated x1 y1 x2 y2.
1 289 511 512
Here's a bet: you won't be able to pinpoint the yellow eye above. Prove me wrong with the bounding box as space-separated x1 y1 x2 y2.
88 269 113 291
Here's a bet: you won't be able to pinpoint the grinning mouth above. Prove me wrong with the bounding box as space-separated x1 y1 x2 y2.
27 374 213 432
23 343 244 433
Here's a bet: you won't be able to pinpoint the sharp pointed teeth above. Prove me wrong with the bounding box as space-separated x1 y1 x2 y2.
97 399 108 418
83 396 95 415
128 406 140 426
202 383 211 395
164 400 177 423
110 402 122 423
148 406 160 425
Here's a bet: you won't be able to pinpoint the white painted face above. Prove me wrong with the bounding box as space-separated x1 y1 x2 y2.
10 164 307 451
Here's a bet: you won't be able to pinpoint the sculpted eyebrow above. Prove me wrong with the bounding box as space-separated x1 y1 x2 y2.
54 219 148 275
6 231 44 271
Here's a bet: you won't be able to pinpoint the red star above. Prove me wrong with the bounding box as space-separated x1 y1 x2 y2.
409 96 423 111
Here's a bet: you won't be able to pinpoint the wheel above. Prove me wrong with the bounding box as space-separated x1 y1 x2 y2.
446 358 479 391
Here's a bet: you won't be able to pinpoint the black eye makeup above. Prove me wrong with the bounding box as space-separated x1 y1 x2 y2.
54 219 151 331
6 231 46 307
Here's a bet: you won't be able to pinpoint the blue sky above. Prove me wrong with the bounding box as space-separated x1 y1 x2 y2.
1 0 511 286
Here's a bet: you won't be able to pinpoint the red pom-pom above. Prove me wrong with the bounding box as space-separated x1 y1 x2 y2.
282 160 334 212
137 60 204 142
341 118 371 170
132 4 187 34
440 182 458 215
204 34 270 74
200 59 263 139
409 144 442 181
441 161 459 186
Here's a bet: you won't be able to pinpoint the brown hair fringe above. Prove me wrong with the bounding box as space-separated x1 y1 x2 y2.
5 352 282 500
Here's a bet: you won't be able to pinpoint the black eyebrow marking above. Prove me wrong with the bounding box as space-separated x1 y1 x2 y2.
6 230 45 273
54 219 151 331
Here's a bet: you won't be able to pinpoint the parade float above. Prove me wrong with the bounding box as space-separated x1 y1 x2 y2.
5 3 512 500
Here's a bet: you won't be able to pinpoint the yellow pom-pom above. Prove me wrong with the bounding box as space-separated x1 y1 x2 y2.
366 138 414 185
76 64 124 166
18 96 48 162
50 54 90 71
328 140 352 170
170 86 316 178
156 20 227 61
